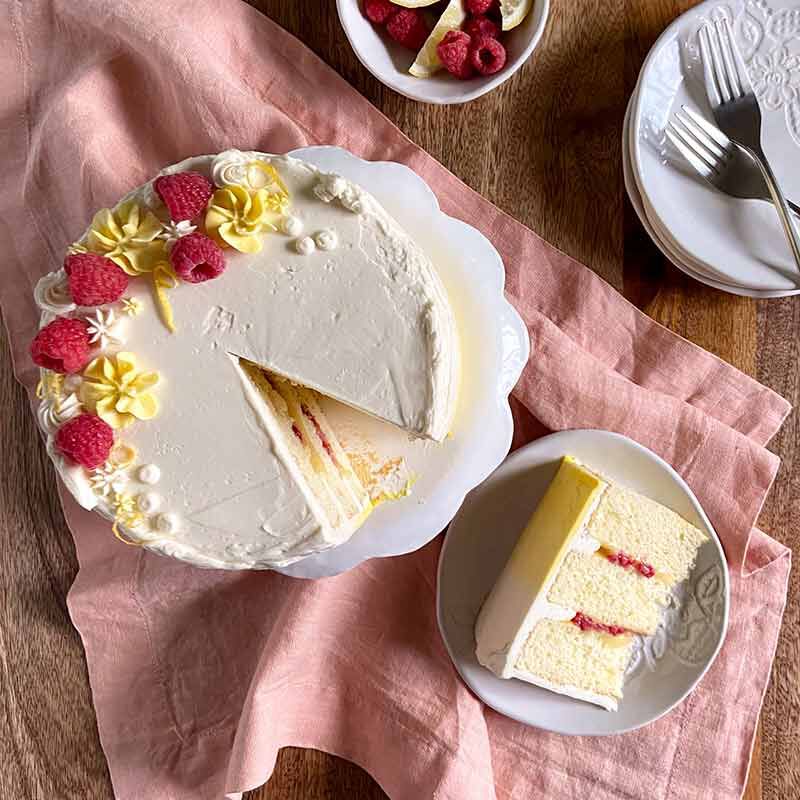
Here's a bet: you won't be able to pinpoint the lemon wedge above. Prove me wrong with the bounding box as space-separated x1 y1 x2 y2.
391 0 440 6
500 0 533 31
409 0 468 78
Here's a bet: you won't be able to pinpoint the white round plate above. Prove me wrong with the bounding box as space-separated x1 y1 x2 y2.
632 0 800 293
275 146 529 578
336 0 550 105
437 429 729 735
624 84 800 297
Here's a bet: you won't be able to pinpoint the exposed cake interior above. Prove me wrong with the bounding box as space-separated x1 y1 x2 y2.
237 359 374 538
475 456 709 711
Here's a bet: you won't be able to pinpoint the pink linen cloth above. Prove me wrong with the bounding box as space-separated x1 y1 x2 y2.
1 1 792 798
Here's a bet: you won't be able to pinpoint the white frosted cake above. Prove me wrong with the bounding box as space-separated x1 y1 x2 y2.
30 150 459 569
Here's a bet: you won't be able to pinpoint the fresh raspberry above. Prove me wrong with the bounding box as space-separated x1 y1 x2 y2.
30 318 91 374
470 35 507 75
466 0 496 13
463 15 500 40
170 232 226 284
364 0 396 24
154 171 214 222
386 9 429 51
64 252 129 306
55 413 114 469
437 30 474 79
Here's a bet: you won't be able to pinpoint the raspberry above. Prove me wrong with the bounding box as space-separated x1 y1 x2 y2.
65 252 129 305
170 232 226 284
469 35 506 75
386 9 429 51
466 0 496 13
463 15 500 40
154 171 214 222
30 318 91 374
437 30 474 79
364 0 396 24
55 414 114 469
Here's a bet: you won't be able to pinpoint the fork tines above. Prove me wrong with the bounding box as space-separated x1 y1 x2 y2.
698 18 751 105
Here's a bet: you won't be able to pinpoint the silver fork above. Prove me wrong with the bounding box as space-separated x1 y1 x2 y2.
666 106 800 218
698 18 800 268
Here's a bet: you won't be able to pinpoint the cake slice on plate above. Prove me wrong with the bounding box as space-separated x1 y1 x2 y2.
474 456 708 710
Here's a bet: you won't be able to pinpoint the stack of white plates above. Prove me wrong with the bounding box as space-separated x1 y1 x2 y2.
625 0 800 298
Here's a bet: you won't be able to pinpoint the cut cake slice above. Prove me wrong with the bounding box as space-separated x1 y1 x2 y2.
475 455 708 711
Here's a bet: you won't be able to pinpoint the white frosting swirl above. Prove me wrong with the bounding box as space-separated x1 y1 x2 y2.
154 512 180 534
137 492 161 513
295 236 316 256
36 392 82 435
281 215 303 237
34 269 76 315
314 229 338 251
314 173 368 214
85 308 125 350
138 464 161 484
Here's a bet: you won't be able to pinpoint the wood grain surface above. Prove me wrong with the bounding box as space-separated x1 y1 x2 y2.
1 0 797 798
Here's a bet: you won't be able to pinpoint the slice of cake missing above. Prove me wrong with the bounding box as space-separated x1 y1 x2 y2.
475 455 708 711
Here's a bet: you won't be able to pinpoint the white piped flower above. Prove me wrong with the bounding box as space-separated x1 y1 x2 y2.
34 269 76 315
89 463 129 498
85 308 125 350
157 219 196 250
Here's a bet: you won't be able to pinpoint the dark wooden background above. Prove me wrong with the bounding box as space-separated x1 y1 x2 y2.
1 1 797 798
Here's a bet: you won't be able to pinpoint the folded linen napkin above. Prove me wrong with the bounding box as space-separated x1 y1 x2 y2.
0 1 791 798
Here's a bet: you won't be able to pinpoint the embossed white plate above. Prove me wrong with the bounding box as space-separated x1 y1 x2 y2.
272 147 529 578
632 0 800 293
624 81 800 297
436 429 729 735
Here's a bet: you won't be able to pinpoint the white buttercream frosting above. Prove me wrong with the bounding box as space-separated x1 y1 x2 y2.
137 491 161 513
34 269 75 315
35 151 459 569
280 214 303 236
295 236 316 255
138 464 161 484
314 229 338 251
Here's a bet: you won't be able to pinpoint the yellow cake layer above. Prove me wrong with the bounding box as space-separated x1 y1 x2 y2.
586 483 708 585
515 618 633 707
547 550 670 635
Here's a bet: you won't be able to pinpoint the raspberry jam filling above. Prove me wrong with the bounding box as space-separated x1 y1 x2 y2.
602 548 656 578
291 423 303 443
301 404 339 467
571 612 629 637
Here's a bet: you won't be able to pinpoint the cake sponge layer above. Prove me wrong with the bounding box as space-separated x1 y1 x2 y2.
586 483 708 585
515 618 633 709
548 550 670 635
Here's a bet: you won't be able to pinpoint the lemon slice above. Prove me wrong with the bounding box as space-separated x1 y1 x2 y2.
500 0 533 30
409 0 468 78
391 0 440 6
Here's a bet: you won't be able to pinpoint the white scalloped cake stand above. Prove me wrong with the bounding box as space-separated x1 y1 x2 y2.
437 429 729 735
268 147 530 579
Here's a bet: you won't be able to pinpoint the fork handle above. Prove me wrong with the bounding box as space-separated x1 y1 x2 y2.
745 145 800 271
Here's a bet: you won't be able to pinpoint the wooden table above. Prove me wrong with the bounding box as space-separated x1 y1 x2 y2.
1 1 797 797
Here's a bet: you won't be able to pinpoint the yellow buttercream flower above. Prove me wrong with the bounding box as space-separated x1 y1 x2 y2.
80 352 160 430
205 184 285 253
86 200 168 276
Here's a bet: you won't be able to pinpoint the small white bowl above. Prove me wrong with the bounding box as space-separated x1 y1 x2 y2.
336 1 550 105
